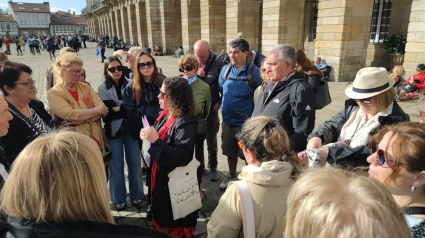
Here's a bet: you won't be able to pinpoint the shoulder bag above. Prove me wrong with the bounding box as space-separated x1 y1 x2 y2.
316 79 332 110
230 180 256 238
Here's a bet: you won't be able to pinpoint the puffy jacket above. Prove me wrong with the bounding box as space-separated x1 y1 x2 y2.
307 99 410 167
219 61 262 128
148 115 198 228
123 80 162 140
198 51 224 109
0 217 172 238
252 71 316 152
207 160 295 238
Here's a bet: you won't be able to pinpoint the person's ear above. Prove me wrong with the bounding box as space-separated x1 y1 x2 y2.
3 85 13 95
412 172 425 189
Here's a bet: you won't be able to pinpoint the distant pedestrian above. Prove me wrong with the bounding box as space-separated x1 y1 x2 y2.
14 36 23 56
4 37 10 55
97 37 106 63
82 35 86 48
0 38 3 52
21 36 26 52
32 36 41 54
46 36 56 60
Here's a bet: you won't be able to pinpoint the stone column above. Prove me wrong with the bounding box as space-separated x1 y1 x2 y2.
106 13 112 37
114 9 122 39
181 0 201 54
226 0 262 51
136 2 148 46
261 0 305 53
99 15 105 35
403 0 425 77
159 0 182 54
146 0 163 48
128 5 138 45
315 0 374 82
121 6 130 42
93 17 100 39
200 0 226 53
110 12 116 37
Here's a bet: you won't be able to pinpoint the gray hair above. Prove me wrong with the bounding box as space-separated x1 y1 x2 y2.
269 44 296 68
229 38 249 53
130 47 144 57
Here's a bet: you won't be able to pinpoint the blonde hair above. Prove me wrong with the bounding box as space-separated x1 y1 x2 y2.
285 168 410 238
0 52 8 62
178 54 199 70
374 87 396 112
392 65 405 77
54 53 84 84
237 116 303 179
1 131 114 224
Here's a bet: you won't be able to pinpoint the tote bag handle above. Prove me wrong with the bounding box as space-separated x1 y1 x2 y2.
230 180 256 238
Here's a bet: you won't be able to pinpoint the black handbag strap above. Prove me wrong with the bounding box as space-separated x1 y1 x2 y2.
403 207 425 215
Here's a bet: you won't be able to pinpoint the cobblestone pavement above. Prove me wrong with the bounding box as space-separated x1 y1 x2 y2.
5 42 422 237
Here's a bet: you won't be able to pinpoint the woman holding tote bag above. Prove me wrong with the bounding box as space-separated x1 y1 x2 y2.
140 76 198 238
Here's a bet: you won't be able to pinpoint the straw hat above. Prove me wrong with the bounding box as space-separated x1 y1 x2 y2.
345 67 394 99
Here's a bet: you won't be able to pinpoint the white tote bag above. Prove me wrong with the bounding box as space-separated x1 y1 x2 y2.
230 180 256 238
168 157 202 220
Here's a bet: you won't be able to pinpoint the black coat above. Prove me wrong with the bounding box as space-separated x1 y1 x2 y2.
0 217 172 238
0 100 57 171
198 52 224 108
252 71 316 152
307 99 410 167
148 115 198 228
123 80 162 140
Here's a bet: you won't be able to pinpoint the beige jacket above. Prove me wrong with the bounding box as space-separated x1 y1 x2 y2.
207 160 295 238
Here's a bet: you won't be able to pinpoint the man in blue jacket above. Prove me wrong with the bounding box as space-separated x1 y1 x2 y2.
247 49 265 68
218 38 262 190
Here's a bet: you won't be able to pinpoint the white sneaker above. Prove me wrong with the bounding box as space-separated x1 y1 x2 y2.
219 173 238 190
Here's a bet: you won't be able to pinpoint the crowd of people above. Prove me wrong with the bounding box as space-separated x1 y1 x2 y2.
0 34 424 238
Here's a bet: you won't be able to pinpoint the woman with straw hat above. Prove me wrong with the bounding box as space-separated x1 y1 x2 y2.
305 67 410 168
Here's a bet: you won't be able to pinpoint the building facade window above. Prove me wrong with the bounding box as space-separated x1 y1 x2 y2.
16 13 49 28
312 0 319 41
369 0 392 43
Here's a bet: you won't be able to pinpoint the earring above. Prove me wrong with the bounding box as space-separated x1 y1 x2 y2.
411 186 416 192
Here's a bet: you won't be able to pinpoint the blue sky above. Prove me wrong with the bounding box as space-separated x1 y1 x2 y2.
0 0 86 15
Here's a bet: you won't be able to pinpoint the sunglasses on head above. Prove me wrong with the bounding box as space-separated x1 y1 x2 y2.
107 66 123 73
179 65 194 72
138 61 154 69
354 97 371 104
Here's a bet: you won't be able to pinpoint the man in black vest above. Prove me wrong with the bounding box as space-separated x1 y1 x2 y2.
193 40 224 182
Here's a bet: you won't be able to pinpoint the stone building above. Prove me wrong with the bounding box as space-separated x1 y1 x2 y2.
8 2 50 37
0 14 19 37
83 0 425 82
50 11 88 36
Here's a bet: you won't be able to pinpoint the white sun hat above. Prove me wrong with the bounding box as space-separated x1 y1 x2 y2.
345 67 395 99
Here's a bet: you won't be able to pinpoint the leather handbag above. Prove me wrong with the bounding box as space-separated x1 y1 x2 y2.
316 79 332 110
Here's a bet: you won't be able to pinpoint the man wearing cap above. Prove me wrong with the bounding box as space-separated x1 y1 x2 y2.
44 47 75 92
306 67 409 167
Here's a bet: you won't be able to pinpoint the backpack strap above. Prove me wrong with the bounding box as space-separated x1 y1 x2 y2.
222 63 257 91
221 63 233 85
230 180 256 238
289 80 301 116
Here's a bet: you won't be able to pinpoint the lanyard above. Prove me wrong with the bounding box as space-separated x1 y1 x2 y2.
155 117 166 131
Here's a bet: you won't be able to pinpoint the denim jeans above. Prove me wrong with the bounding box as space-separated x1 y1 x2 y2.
107 132 144 204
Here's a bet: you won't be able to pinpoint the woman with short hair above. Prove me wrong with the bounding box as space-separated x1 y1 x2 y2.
0 131 172 238
47 53 109 155
207 116 303 238
140 76 198 237
367 122 425 237
285 168 411 238
0 61 57 171
98 56 144 211
306 67 409 168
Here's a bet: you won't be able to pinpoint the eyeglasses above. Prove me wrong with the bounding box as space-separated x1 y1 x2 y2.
371 143 404 168
159 90 167 98
354 97 371 104
65 69 83 75
238 140 245 150
138 61 154 69
107 66 123 73
179 66 194 72
15 79 35 88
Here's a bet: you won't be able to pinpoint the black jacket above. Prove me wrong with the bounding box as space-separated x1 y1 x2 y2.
198 51 224 109
252 71 316 152
305 74 321 94
0 217 172 238
148 115 198 228
0 100 57 171
307 99 410 167
123 80 162 140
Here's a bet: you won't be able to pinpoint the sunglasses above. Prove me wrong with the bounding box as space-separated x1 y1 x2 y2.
107 66 123 73
371 143 402 168
354 97 371 104
238 140 245 150
138 61 154 69
159 90 167 98
179 65 194 72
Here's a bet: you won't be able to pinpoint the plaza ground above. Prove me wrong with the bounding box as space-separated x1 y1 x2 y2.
3 42 422 237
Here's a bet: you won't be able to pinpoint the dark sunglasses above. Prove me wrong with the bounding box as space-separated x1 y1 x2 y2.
179 65 194 72
371 143 405 168
354 97 371 104
107 66 123 73
159 90 167 98
138 61 154 69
